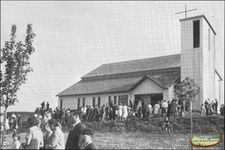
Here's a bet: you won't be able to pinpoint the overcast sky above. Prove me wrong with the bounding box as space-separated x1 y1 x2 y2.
1 1 224 112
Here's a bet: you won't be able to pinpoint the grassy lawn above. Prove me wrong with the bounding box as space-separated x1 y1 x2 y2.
6 131 224 149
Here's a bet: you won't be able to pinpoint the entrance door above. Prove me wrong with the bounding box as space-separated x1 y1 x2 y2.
151 93 163 106
60 99 63 109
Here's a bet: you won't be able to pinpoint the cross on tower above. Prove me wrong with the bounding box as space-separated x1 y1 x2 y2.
175 4 197 18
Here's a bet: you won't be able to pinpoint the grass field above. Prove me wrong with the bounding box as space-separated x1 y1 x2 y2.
5 115 224 149
6 131 224 149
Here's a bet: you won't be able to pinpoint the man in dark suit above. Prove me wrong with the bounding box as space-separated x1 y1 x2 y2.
65 110 86 149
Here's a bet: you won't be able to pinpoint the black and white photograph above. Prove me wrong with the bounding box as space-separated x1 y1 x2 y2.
0 1 224 149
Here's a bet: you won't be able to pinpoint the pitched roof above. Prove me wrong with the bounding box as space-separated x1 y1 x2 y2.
57 76 167 96
57 68 180 96
57 54 181 96
82 54 181 78
57 77 143 96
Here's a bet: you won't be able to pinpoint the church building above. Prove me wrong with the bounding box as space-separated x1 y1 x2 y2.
57 15 223 111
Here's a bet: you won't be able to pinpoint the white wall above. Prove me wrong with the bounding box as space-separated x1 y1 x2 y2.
202 19 216 102
58 78 176 109
130 78 169 102
215 73 222 112
58 92 129 110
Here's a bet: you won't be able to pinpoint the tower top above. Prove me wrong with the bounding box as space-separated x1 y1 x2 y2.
175 4 197 18
179 15 216 35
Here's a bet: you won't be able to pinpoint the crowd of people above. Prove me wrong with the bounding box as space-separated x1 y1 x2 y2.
35 98 222 126
79 102 131 122
200 99 219 116
10 111 97 149
6 114 21 132
7 98 224 149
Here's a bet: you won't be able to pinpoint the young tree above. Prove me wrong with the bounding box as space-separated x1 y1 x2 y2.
0 24 35 149
174 77 200 149
174 77 200 109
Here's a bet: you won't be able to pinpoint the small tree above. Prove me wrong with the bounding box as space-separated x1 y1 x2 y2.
174 77 200 149
0 24 35 149
174 77 200 109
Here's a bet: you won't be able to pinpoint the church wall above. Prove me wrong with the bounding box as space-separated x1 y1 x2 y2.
58 92 130 110
202 19 216 103
168 83 175 101
130 78 169 103
215 73 222 113
131 78 164 97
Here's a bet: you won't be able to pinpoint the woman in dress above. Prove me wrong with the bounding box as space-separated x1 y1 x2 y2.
44 119 65 149
118 103 123 120
122 104 129 120
23 116 44 149
153 103 160 117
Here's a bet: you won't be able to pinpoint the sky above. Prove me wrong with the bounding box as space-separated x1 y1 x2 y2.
1 1 224 112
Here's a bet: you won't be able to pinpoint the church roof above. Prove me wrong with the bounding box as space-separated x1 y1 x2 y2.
57 54 181 96
57 74 180 96
82 54 181 78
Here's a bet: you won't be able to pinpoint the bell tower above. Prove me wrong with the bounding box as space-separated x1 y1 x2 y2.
180 15 216 110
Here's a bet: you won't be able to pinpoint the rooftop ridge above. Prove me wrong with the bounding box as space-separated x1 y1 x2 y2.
101 53 180 66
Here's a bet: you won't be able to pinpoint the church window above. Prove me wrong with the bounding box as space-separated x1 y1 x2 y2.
118 95 128 105
92 97 95 107
82 98 85 107
60 99 63 109
108 96 111 104
114 96 117 105
98 97 101 108
193 20 200 48
78 98 80 109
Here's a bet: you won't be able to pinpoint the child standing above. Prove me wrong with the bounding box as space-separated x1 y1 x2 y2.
11 133 21 149
200 104 206 116
163 117 171 133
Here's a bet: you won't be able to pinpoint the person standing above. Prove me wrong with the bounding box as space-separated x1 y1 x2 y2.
215 99 218 113
112 104 117 121
167 101 171 117
89 106 94 122
41 101 45 110
17 114 21 128
99 105 104 120
170 100 177 118
118 103 123 120
44 119 65 149
129 100 133 110
204 100 209 115
65 111 86 149
85 105 90 121
10 133 21 149
147 103 152 118
153 103 160 118
93 105 99 122
11 114 17 131
200 104 206 116
105 104 109 120
161 100 168 117
24 116 44 149
122 104 129 120
46 102 50 111
9 115 14 130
